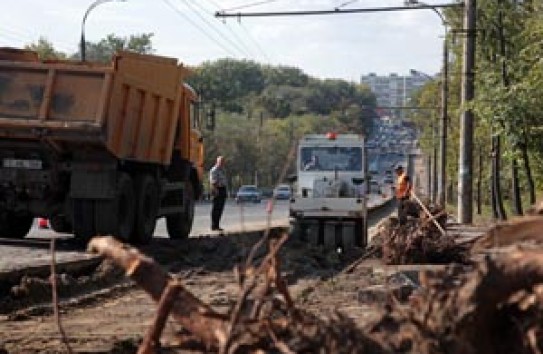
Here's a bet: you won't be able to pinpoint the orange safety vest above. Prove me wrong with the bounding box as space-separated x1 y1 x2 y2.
396 172 411 199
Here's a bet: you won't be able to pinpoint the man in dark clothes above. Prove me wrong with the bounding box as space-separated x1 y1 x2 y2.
209 156 227 231
395 165 412 225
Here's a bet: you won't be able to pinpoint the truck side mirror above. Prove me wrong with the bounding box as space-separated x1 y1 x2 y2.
352 177 364 185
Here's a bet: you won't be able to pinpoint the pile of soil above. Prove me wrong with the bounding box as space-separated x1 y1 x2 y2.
369 248 543 354
0 260 126 316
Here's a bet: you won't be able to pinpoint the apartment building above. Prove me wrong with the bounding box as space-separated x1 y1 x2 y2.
361 72 430 120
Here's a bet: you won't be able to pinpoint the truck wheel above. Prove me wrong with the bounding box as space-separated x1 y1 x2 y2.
72 199 96 243
166 182 194 240
49 214 72 234
95 173 135 242
0 211 33 238
131 175 158 244
355 218 367 247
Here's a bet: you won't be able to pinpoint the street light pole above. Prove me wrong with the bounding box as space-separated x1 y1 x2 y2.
409 69 438 203
439 35 448 207
405 0 448 207
80 0 125 61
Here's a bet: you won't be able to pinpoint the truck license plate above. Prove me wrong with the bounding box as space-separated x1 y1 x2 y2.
3 158 42 170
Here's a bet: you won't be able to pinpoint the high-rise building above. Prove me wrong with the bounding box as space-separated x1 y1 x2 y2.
361 72 431 120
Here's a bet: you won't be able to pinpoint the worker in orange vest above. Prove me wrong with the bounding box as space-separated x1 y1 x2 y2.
395 165 412 224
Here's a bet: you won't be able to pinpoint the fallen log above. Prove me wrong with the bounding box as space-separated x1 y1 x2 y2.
88 237 228 350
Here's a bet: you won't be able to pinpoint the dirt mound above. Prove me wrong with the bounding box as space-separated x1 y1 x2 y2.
369 248 543 354
0 260 125 315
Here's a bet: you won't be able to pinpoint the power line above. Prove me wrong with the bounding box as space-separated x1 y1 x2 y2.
161 0 239 57
179 0 253 58
192 0 262 59
0 29 74 54
238 21 272 63
221 0 281 12
335 0 359 9
216 3 462 18
200 0 273 62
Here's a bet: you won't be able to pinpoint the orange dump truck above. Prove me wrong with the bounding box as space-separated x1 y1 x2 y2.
0 48 204 244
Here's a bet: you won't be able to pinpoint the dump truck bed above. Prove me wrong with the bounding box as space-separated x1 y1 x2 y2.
0 49 188 165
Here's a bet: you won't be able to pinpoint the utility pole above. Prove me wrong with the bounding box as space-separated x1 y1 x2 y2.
438 37 448 207
432 120 438 204
458 0 476 223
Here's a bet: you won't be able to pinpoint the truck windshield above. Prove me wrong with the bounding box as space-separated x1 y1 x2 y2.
300 146 362 172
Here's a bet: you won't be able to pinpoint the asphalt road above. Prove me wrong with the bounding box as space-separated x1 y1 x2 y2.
0 195 389 274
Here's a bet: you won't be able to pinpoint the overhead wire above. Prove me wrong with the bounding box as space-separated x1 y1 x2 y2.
161 0 239 58
1 26 74 54
221 0 282 12
194 0 270 62
202 0 273 63
335 0 360 9
0 33 73 54
177 0 253 58
191 1 260 59
237 21 272 63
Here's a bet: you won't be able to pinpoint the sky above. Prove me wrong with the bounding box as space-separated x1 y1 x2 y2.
0 0 457 81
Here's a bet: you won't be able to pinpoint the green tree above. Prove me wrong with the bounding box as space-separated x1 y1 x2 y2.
189 59 266 113
79 33 154 62
24 37 67 60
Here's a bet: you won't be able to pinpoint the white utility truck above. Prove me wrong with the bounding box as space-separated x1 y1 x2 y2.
289 133 368 249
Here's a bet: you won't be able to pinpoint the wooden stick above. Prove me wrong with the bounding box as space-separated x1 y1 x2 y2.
138 280 182 354
50 238 73 354
410 192 447 236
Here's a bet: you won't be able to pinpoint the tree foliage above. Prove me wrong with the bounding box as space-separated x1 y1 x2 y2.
407 0 543 213
80 33 154 62
24 37 67 60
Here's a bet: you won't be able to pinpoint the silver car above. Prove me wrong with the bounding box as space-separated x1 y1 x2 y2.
235 185 262 203
273 184 292 200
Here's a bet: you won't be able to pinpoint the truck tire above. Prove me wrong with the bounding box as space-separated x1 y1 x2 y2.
355 219 367 247
95 172 136 242
131 174 158 244
72 199 96 243
49 214 72 234
166 182 194 240
0 211 33 238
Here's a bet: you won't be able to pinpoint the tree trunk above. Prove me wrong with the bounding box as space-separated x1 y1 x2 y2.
496 4 522 220
511 158 523 215
476 146 482 215
520 132 536 205
491 138 499 220
493 135 507 220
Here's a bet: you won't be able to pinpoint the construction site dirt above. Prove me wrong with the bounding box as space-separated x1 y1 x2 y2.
3 201 543 354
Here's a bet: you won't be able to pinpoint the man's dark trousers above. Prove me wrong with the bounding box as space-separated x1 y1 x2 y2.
397 197 409 225
211 187 227 229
